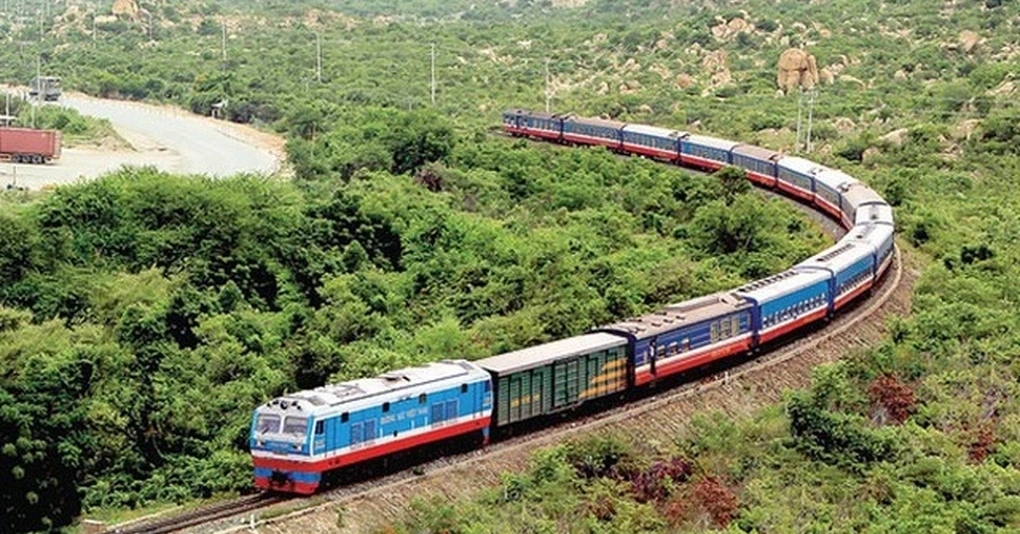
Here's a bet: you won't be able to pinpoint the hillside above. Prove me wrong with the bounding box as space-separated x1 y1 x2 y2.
2 0 1020 532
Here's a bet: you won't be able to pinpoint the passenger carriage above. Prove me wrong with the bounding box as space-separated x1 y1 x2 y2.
250 360 492 494
795 241 876 311
776 156 822 203
598 293 753 386
502 109 566 141
620 124 686 162
813 168 859 225
852 223 896 280
681 134 737 171
736 270 831 345
730 145 780 188
562 116 626 150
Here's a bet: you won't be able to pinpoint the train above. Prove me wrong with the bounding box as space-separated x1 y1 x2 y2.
249 109 895 495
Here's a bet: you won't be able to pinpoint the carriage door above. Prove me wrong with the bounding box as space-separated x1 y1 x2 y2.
649 338 658 376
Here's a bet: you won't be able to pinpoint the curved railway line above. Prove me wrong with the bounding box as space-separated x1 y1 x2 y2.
100 194 913 534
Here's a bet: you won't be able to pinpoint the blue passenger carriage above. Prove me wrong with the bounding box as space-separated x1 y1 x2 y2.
598 293 753 386
680 134 738 171
776 156 821 203
502 109 566 141
621 123 686 162
250 360 492 494
562 116 626 150
736 270 831 345
730 144 780 188
852 222 896 280
795 241 876 311
813 168 858 224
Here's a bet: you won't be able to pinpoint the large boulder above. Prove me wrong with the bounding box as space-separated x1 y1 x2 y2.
111 0 140 20
776 48 818 93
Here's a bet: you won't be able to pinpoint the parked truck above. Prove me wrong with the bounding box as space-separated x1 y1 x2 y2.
28 76 61 101
0 127 62 164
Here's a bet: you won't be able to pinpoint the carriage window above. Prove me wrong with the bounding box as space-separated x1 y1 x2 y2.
461 384 469 393
382 402 390 413
283 417 308 437
419 393 427 404
341 412 349 423
256 414 280 434
668 342 678 355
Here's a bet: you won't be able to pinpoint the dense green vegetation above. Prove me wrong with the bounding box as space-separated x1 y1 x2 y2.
3 0 1020 532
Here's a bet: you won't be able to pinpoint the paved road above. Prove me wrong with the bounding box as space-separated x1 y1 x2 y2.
0 91 283 190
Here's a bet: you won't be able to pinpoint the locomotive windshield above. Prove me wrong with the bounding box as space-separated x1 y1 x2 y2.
256 414 280 434
283 417 308 437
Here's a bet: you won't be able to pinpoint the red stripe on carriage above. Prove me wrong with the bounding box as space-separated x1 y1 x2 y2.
815 197 843 221
747 171 777 188
758 308 828 344
634 337 753 386
834 280 874 310
777 181 814 202
622 143 679 161
679 154 725 170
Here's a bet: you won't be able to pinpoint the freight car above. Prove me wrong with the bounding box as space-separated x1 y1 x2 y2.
0 127 62 164
249 110 896 494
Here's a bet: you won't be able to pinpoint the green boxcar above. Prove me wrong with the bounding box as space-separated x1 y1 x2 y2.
476 333 629 427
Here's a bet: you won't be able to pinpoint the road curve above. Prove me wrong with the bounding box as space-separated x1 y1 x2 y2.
0 91 283 190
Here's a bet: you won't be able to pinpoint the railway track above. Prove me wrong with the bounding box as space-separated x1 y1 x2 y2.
101 494 288 534
187 243 911 534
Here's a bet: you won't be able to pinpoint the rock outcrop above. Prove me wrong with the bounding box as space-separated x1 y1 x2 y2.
776 48 818 93
111 0 140 20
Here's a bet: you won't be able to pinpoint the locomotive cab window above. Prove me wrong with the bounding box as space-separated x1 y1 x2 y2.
256 414 280 434
283 417 308 437
314 421 324 435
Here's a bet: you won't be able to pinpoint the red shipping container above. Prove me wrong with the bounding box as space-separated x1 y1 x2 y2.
0 127 62 163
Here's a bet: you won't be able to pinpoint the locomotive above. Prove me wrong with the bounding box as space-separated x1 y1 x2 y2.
250 109 895 495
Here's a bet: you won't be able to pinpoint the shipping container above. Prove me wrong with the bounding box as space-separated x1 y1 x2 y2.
476 333 629 427
0 127 62 164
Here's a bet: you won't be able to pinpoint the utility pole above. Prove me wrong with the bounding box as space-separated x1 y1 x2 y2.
430 43 436 105
32 55 39 128
316 32 322 83
805 87 818 153
795 87 803 152
221 23 226 61
545 57 551 113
